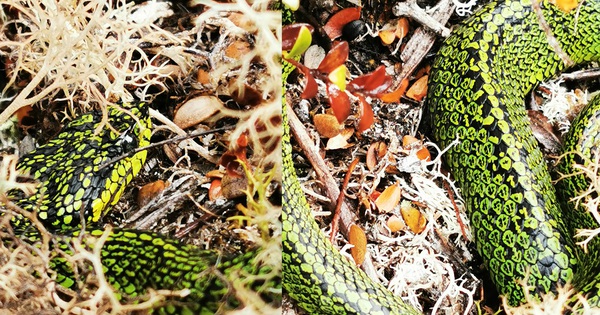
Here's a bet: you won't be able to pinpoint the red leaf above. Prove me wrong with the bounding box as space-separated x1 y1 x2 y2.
323 7 361 40
347 65 393 97
317 41 349 74
357 95 374 132
285 58 318 99
282 23 314 51
327 83 351 123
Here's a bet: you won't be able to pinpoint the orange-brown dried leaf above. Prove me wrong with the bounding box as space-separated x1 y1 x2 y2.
406 75 428 101
206 170 224 179
379 29 395 45
323 7 361 39
209 179 223 201
553 0 578 12
380 78 409 103
173 95 223 129
314 113 342 138
349 224 367 265
196 68 212 85
219 133 248 177
403 135 431 161
366 141 387 171
401 204 427 234
395 18 409 41
137 180 166 207
15 105 32 126
326 128 354 150
225 39 251 59
375 183 401 213
387 215 405 232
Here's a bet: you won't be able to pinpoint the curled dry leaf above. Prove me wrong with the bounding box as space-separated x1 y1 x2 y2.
196 68 212 85
326 128 354 150
347 65 393 97
225 39 252 59
205 169 224 179
387 215 405 232
314 113 342 138
366 141 387 171
380 78 409 103
137 180 167 207
406 75 429 101
379 29 396 45
209 179 223 201
375 183 401 213
323 7 361 40
221 173 248 199
349 224 367 265
396 18 409 41
173 95 223 129
402 135 431 161
229 80 263 106
400 201 427 234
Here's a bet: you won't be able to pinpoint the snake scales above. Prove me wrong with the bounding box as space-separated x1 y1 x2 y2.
4 102 276 314
283 0 600 313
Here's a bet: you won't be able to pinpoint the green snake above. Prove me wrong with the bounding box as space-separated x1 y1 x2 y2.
283 0 600 312
5 102 277 314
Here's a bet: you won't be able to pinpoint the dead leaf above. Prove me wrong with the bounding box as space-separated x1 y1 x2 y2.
356 96 374 132
402 135 431 161
323 7 361 39
137 180 167 207
387 215 405 232
395 18 409 41
314 113 342 138
375 183 401 213
326 128 354 150
366 141 387 171
173 95 223 129
380 78 409 103
349 224 367 265
379 29 395 45
406 75 428 101
400 202 426 234
209 179 223 201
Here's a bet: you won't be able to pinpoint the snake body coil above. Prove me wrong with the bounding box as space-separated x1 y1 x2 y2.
284 0 600 312
426 0 600 304
7 102 272 314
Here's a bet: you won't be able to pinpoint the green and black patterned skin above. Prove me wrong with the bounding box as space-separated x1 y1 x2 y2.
8 102 272 313
555 95 600 306
283 106 421 314
12 103 151 232
426 0 600 305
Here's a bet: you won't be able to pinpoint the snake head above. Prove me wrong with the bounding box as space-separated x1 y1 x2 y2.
13 102 152 232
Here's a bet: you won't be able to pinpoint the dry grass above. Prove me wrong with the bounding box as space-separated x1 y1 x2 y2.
0 0 281 314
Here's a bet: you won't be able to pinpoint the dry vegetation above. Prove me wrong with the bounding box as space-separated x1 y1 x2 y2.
0 0 281 314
